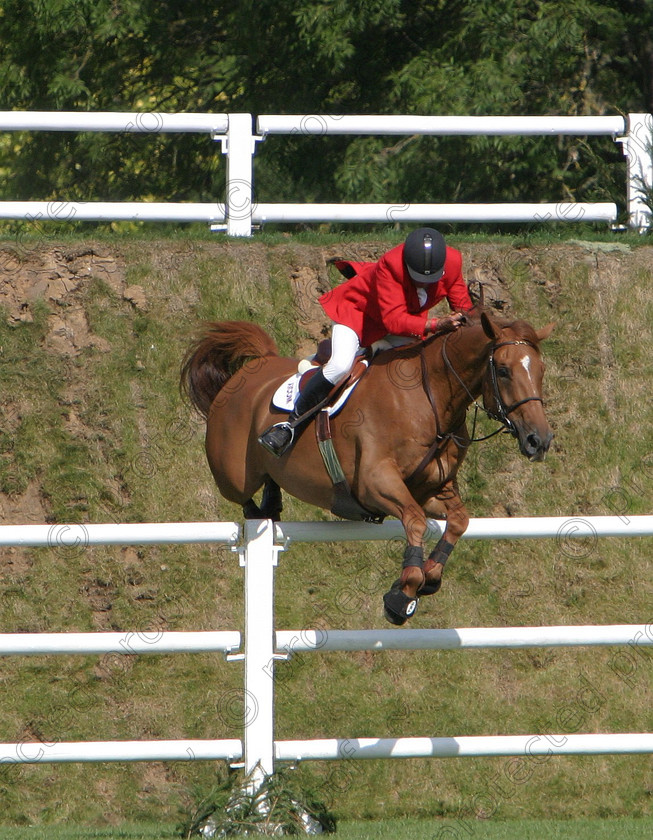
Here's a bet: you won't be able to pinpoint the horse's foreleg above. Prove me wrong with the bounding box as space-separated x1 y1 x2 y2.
420 480 469 595
361 466 431 624
382 503 429 625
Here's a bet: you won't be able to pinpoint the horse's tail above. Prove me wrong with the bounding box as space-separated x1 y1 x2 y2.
180 321 279 418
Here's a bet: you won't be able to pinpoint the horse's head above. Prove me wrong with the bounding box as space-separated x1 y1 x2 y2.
480 311 555 461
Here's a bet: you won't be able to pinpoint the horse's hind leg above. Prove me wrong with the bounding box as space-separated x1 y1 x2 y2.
260 478 283 520
243 478 283 521
243 499 263 519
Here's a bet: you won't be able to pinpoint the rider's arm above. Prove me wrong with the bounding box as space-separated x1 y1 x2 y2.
374 256 430 338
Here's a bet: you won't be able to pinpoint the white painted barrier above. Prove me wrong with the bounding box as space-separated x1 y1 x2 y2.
256 115 628 137
0 111 229 133
275 625 653 653
0 111 650 233
0 740 242 764
0 201 226 224
0 514 650 796
0 520 240 546
0 631 241 656
253 202 617 225
274 514 653 544
243 516 653 788
274 733 653 761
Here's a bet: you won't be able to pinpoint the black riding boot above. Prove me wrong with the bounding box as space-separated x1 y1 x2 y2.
258 369 334 457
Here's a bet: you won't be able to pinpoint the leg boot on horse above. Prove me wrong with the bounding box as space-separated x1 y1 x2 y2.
258 368 333 457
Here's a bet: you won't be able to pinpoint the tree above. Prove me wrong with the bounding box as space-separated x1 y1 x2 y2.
0 0 650 216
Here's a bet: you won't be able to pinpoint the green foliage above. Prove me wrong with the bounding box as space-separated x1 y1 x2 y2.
178 766 336 837
0 1 652 210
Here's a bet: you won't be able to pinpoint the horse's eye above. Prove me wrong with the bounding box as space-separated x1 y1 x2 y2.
497 366 510 379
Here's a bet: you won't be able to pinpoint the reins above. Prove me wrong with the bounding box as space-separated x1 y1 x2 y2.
408 331 544 482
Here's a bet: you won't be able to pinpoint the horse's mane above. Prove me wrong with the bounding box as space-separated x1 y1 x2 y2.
372 308 542 369
462 307 542 346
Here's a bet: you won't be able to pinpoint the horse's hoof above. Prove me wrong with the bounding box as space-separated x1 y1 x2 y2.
417 580 442 596
383 582 419 626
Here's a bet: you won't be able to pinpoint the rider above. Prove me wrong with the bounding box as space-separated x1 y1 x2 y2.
258 227 474 457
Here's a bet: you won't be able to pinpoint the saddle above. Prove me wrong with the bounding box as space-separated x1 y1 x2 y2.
271 345 371 417
272 343 384 524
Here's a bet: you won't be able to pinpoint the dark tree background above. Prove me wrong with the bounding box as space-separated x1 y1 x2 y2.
0 0 651 214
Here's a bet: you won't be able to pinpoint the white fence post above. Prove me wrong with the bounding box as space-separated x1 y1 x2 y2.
220 113 256 237
242 519 278 789
623 113 653 231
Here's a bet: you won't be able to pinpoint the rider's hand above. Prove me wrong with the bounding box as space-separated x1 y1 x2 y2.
425 314 465 334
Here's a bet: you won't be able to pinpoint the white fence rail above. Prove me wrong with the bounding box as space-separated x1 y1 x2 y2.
0 111 651 235
275 624 653 653
0 514 651 799
275 733 653 762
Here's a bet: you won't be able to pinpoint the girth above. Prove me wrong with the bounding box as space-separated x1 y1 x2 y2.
314 411 385 524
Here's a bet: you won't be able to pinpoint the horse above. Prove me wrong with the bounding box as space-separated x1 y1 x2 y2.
180 309 554 625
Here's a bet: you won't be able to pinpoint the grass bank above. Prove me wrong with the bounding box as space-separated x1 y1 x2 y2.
0 230 650 827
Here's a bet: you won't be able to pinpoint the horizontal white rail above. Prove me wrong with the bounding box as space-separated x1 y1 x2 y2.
2 516 648 549
257 115 627 137
0 111 228 134
0 739 243 764
275 733 653 762
0 631 241 656
0 201 226 223
274 514 653 545
0 200 615 226
276 624 652 653
253 203 617 224
0 110 648 232
0 521 240 547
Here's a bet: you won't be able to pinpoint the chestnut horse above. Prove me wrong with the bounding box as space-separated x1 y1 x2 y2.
181 310 554 624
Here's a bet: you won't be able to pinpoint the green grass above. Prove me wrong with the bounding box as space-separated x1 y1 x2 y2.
0 826 176 839
334 817 653 839
0 233 650 827
0 818 652 839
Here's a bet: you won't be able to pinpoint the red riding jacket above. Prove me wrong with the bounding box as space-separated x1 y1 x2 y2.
319 242 473 347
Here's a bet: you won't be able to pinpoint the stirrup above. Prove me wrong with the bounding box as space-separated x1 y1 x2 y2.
258 422 295 457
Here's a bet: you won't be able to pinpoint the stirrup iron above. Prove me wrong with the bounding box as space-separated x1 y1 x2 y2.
258 421 295 457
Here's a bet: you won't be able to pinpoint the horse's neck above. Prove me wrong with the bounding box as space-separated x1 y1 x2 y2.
428 326 490 416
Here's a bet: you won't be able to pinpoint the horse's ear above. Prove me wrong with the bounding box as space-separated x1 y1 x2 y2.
535 322 555 342
469 280 485 308
481 311 502 341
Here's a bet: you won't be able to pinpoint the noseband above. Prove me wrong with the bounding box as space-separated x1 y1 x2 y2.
485 339 544 437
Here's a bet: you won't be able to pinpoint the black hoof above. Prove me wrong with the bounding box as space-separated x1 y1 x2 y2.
383 581 419 626
417 580 442 596
242 499 262 520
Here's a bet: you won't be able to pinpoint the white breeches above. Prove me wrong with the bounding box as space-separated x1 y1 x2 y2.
322 323 361 384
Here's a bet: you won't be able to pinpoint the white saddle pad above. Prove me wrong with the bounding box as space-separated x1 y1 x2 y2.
272 363 367 417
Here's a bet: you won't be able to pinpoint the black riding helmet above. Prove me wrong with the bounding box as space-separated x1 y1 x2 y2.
403 227 446 284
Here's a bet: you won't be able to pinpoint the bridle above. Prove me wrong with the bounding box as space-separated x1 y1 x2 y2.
440 334 544 440
408 331 545 483
483 339 544 437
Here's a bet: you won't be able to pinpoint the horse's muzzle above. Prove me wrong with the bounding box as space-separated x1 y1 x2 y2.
521 429 553 462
